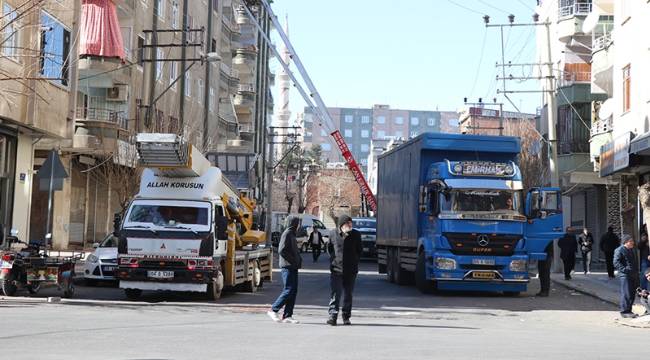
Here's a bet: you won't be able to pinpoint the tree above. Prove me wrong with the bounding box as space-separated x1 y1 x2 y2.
503 121 548 191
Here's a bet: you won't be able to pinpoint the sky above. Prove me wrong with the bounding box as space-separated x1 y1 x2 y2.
268 0 544 124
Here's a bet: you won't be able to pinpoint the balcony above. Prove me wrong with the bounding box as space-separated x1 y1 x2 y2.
557 0 592 41
232 47 257 73
219 62 240 90
233 92 255 111
74 106 131 153
558 71 591 87
235 5 250 25
559 1 592 18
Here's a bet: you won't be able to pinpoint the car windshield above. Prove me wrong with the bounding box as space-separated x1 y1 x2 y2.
353 219 376 229
441 189 523 214
101 235 118 248
126 201 210 228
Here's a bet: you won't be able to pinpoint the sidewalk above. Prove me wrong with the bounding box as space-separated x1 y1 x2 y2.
551 271 650 328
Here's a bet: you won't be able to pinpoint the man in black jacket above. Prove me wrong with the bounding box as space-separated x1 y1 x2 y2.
268 217 302 324
577 227 594 274
558 230 578 280
309 227 324 263
327 215 362 326
600 226 620 279
614 234 640 318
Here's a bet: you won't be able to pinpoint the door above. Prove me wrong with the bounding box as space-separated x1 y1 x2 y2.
525 187 564 260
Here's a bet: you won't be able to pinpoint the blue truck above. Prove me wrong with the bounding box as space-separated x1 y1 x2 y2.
376 133 563 295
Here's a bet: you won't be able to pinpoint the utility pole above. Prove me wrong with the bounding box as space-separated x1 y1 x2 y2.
545 21 559 187
179 0 189 129
146 0 160 128
203 0 214 151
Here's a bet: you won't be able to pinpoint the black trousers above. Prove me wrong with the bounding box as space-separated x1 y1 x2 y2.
311 244 321 262
538 258 551 294
604 251 615 277
328 272 357 319
562 255 575 278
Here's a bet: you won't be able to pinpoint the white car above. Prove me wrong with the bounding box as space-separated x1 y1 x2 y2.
83 234 119 285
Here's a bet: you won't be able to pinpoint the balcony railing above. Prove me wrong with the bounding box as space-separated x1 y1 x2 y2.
76 107 128 130
558 71 591 87
219 62 239 79
590 117 612 137
238 84 255 93
593 33 612 51
559 1 592 18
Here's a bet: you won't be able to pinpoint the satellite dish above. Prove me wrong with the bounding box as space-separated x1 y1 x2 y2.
598 98 614 119
582 8 600 34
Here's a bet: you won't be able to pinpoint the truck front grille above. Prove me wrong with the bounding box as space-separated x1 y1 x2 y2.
444 233 521 257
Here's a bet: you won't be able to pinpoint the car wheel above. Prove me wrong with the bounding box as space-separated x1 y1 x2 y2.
125 288 142 300
1 275 17 296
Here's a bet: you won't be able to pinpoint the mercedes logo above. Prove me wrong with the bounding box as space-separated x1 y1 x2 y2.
477 234 490 247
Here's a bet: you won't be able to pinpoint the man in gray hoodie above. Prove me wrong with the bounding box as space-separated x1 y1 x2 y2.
267 217 302 324
327 215 362 326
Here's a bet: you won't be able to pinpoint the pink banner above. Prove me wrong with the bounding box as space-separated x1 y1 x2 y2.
79 0 125 59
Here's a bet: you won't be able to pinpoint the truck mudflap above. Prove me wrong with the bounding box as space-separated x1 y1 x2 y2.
120 281 207 292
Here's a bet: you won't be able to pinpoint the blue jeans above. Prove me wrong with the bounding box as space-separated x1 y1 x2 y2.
641 260 650 290
271 268 298 318
619 275 638 313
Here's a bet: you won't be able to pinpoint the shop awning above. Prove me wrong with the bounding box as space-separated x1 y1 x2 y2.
630 131 650 156
79 0 125 59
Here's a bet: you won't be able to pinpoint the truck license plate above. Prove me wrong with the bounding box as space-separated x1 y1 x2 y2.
148 271 174 279
472 271 495 280
472 259 495 266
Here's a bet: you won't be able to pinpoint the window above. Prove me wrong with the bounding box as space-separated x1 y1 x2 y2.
156 48 164 80
197 79 204 103
361 129 369 138
376 116 385 124
361 115 370 123
171 1 179 28
410 130 418 138
137 35 145 66
320 129 327 136
394 116 403 124
344 129 352 138
361 144 369 152
395 131 403 138
377 130 386 138
209 87 215 112
169 61 178 89
3 4 18 58
427 118 436 126
411 117 419 126
155 0 165 18
623 65 631 112
211 38 217 52
40 12 70 86
322 143 331 151
184 72 191 97
344 115 353 123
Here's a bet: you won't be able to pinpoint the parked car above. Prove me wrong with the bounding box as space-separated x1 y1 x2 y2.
353 217 377 258
280 214 329 252
83 234 118 285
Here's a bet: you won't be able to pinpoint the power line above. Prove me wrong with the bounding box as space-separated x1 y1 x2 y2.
477 0 510 15
445 0 486 16
517 0 535 11
470 29 488 98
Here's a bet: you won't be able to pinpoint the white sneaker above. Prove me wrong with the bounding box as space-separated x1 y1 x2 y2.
267 311 281 323
282 317 299 324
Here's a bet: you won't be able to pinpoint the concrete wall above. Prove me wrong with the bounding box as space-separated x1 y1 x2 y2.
12 134 34 240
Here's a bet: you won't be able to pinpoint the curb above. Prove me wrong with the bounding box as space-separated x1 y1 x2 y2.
550 278 618 306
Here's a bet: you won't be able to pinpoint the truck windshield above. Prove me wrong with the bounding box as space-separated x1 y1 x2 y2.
441 189 523 214
126 201 210 228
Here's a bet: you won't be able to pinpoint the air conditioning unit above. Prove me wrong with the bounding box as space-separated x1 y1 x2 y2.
106 85 128 102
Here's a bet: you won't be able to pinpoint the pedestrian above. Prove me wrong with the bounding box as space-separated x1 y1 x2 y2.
613 234 640 318
267 217 302 324
600 226 620 279
638 227 649 290
637 268 650 315
577 227 594 274
326 215 362 326
536 241 554 297
558 229 578 280
309 227 324 263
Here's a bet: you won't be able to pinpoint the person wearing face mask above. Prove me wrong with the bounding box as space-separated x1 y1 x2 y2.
326 215 362 326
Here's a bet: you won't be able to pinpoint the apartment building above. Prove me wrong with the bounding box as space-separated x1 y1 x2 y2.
536 0 613 252
592 1 650 242
458 107 537 136
299 104 459 174
0 0 272 249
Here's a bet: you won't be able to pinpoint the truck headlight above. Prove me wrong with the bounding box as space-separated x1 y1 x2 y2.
509 260 527 272
87 255 99 264
504 165 514 175
435 257 456 270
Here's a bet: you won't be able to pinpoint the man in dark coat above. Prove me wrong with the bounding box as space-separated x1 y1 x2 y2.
577 227 594 274
327 215 362 326
309 227 325 263
267 217 302 324
600 226 620 279
614 234 640 318
558 229 578 280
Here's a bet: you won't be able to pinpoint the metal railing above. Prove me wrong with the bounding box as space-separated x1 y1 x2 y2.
593 33 612 51
558 71 591 87
559 1 592 18
590 117 612 137
76 107 128 129
238 84 255 93
219 62 240 79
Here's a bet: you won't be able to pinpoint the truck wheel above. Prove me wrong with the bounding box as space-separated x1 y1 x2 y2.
393 249 409 285
415 251 434 294
244 261 262 293
124 288 142 300
386 248 395 283
207 271 224 301
1 277 17 296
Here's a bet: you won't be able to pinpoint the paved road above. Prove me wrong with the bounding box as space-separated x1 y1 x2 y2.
0 254 644 360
